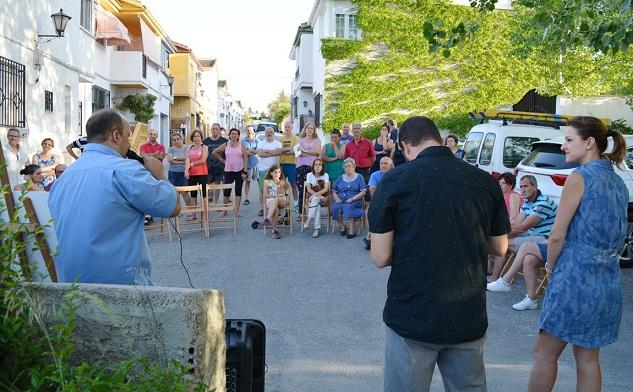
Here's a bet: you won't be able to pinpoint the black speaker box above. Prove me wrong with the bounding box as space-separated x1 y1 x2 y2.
225 319 266 392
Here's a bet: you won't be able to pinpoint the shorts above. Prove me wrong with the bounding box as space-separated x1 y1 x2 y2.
281 163 296 184
537 243 548 263
208 171 224 184
168 171 188 187
258 170 268 192
246 166 258 182
513 233 547 249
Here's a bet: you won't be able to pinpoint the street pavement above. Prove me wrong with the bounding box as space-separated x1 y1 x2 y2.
149 187 633 392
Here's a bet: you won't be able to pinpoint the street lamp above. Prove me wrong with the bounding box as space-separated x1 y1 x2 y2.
38 9 72 39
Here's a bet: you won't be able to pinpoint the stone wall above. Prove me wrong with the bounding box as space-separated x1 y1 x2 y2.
30 283 226 392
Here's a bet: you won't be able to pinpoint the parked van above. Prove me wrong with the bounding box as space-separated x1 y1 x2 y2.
463 111 565 179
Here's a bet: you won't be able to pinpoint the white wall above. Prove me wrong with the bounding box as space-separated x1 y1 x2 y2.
0 0 98 160
558 96 633 125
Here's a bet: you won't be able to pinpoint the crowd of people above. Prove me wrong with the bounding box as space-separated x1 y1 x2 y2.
5 108 628 392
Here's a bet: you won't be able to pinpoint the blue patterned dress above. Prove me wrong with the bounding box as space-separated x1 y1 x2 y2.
539 159 628 348
332 173 366 219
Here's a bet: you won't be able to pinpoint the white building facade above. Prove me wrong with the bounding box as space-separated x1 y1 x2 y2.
199 58 219 127
289 23 314 133
0 0 174 164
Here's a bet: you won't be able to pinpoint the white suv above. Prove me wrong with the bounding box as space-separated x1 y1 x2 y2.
514 136 633 267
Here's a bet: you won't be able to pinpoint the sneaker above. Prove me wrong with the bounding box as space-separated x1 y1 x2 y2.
263 218 271 226
272 230 281 239
487 278 511 292
244 199 250 205
258 209 264 217
303 222 310 230
512 295 538 311
144 216 154 226
363 238 371 250
312 229 320 238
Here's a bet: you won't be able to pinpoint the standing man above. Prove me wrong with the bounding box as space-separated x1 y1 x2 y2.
279 121 299 206
203 123 228 203
2 128 29 189
340 123 353 144
139 128 166 225
368 116 510 391
49 109 180 285
256 127 282 216
242 125 258 205
65 136 88 161
139 128 166 162
344 122 375 184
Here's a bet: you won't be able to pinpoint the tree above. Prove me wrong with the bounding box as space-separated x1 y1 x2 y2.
426 0 633 57
267 90 291 125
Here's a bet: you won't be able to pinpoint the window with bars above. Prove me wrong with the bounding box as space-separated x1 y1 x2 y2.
45 90 53 112
92 85 110 113
0 56 26 127
80 0 93 31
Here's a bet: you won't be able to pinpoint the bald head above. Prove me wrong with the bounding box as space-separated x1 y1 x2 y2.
379 156 393 172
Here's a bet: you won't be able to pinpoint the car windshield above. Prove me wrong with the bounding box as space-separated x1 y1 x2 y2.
521 144 579 170
463 132 484 163
256 124 279 133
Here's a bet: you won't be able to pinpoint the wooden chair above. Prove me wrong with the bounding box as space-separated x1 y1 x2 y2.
174 185 209 237
329 199 367 234
503 249 549 298
144 216 172 241
300 187 332 234
206 183 237 236
499 249 517 277
263 193 293 235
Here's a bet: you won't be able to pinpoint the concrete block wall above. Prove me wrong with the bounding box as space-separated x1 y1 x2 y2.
30 283 226 392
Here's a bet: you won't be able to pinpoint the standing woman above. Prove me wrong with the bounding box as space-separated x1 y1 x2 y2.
296 122 321 220
184 130 209 219
445 134 465 159
321 128 345 183
32 138 63 189
213 128 248 217
370 124 394 173
528 117 628 392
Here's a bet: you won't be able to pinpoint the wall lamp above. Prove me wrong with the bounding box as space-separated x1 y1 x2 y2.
38 9 72 39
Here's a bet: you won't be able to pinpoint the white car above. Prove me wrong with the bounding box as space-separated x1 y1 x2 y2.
514 136 633 267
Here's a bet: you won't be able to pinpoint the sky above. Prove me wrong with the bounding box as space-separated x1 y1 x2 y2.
142 0 315 112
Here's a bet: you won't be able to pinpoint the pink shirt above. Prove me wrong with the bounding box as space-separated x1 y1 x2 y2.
224 142 244 172
296 138 320 167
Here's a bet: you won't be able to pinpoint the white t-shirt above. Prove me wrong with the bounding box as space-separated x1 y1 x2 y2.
306 172 330 185
257 140 282 171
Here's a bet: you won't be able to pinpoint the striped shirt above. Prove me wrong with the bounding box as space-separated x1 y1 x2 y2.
71 136 88 151
521 192 557 237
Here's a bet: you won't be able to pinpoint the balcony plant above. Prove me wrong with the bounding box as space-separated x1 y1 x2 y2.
117 94 157 124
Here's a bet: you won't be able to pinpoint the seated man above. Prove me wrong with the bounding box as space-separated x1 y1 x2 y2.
488 175 557 281
364 156 393 250
487 242 548 311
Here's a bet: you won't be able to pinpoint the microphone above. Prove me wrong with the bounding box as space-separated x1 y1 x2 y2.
126 149 145 165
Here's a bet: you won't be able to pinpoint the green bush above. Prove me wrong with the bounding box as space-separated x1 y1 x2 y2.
118 94 157 124
0 186 212 392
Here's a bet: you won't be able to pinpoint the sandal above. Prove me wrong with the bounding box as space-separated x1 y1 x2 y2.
272 230 281 239
339 228 347 236
346 233 357 239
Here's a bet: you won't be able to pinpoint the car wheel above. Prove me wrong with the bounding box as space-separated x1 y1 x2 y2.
618 223 633 268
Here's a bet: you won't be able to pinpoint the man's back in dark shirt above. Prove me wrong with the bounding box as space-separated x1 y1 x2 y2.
369 146 510 344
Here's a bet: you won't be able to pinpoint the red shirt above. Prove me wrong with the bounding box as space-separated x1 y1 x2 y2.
344 137 375 169
139 142 166 161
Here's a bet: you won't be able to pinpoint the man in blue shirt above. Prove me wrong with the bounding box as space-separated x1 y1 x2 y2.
49 109 180 285
364 156 394 250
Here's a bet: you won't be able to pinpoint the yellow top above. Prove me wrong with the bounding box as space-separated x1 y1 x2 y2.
279 135 299 165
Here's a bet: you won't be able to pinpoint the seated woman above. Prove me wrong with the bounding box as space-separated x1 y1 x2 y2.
263 165 290 240
332 158 367 239
303 158 330 238
14 164 45 192
13 164 44 192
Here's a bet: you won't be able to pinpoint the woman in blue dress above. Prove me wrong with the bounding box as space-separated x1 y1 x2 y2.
528 117 628 391
332 158 367 239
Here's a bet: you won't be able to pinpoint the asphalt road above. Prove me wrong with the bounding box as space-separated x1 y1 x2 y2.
149 187 633 392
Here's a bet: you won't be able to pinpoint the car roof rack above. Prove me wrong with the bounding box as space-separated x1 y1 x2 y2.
469 109 609 128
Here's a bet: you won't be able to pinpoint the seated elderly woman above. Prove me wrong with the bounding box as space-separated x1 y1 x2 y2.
332 158 367 239
14 164 45 192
